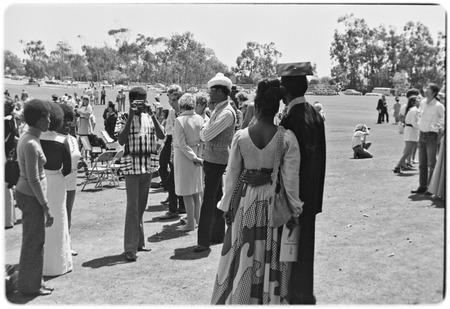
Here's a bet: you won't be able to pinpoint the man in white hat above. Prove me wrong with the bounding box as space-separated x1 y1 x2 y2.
194 73 236 252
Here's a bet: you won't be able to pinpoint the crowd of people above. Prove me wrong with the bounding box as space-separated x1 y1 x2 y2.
4 66 444 303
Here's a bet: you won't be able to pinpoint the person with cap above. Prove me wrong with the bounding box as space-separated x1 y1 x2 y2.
276 62 326 304
194 73 236 253
117 87 165 262
157 84 186 219
240 62 325 303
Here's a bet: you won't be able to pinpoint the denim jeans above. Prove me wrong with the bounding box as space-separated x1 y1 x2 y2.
124 173 151 253
197 161 226 247
418 131 438 189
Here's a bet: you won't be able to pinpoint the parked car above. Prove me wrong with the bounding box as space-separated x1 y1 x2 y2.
343 89 362 95
365 92 382 97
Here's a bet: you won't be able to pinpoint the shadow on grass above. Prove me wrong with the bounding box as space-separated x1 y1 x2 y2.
394 172 418 177
408 194 445 208
145 204 167 213
170 245 211 260
81 254 129 268
147 222 189 243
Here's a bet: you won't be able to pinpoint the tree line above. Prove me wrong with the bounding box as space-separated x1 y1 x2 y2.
329 14 446 93
4 15 446 92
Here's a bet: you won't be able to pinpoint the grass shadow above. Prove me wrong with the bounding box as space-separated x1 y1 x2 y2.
81 254 129 268
147 223 189 243
145 205 167 213
170 245 211 260
394 173 418 177
408 194 445 208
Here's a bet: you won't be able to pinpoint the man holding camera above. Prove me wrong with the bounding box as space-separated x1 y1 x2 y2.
118 87 165 262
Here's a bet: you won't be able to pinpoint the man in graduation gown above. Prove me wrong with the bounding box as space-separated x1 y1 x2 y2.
278 62 326 304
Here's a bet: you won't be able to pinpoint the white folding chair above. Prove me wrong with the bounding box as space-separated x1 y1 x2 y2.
81 151 116 191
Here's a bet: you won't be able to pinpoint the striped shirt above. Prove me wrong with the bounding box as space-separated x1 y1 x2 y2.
120 113 159 175
200 100 235 142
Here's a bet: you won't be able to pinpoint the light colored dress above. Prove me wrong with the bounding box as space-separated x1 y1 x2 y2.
59 133 82 191
173 110 204 196
211 127 302 304
403 106 420 142
77 104 93 135
41 131 73 276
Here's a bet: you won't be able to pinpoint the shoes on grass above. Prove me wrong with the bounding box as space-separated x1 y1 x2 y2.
125 251 137 262
193 245 210 253
158 211 179 220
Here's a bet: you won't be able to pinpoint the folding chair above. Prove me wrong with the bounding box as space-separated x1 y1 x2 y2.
101 130 121 151
109 149 125 187
81 151 116 191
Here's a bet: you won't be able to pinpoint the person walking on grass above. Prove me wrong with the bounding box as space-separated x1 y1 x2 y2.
117 87 165 262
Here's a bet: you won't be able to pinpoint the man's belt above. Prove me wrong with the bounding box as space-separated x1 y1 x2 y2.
405 124 413 127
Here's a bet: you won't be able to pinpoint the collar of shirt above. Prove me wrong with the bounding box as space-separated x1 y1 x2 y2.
287 96 307 114
25 126 42 138
210 100 229 119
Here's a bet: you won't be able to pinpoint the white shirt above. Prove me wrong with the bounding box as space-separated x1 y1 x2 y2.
165 108 177 135
200 100 235 142
418 98 445 132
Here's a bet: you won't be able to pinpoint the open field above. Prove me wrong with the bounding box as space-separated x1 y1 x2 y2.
2 80 446 306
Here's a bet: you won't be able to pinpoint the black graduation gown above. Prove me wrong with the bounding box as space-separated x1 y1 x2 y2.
280 101 326 304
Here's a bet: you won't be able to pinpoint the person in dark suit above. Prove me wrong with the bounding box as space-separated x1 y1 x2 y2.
278 62 326 304
376 95 387 123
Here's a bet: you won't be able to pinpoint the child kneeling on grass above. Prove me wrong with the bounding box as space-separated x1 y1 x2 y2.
352 124 373 159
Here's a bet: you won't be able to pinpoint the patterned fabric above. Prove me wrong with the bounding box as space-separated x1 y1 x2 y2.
121 113 159 175
211 128 297 304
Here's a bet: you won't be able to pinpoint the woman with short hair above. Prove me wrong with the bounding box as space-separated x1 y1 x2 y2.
173 93 205 231
16 99 54 296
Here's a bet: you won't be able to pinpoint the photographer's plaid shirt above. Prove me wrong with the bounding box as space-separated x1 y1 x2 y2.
119 113 159 174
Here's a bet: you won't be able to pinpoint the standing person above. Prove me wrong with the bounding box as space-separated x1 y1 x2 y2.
393 96 420 173
93 87 100 105
21 89 28 101
158 85 186 219
411 83 445 194
194 73 236 253
173 93 205 231
381 96 389 123
376 95 387 124
15 99 55 296
393 96 401 125
5 97 17 229
56 104 82 256
103 101 118 140
211 78 303 304
40 102 72 276
277 62 326 304
116 89 126 112
100 86 107 105
77 96 94 137
117 87 165 262
194 92 210 122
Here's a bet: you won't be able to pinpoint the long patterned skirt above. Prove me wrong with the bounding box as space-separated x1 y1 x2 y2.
211 183 292 304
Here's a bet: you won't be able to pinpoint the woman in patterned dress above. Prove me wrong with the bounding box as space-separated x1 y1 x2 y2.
211 79 303 304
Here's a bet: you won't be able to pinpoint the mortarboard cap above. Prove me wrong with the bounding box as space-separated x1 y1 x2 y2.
276 62 313 76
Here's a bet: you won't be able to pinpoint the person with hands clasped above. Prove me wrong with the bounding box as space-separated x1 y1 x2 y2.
173 93 205 231
15 99 55 296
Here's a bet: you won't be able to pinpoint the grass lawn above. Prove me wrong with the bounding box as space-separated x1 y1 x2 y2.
2 81 446 305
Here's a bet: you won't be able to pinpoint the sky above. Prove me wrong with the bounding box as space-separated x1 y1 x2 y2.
1 0 447 78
